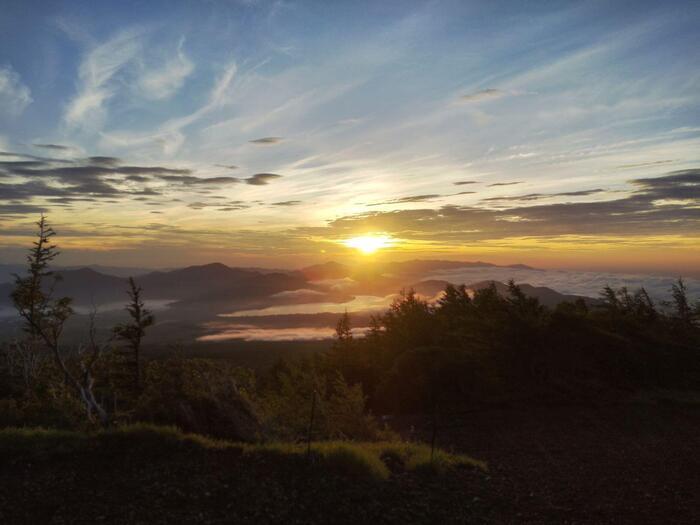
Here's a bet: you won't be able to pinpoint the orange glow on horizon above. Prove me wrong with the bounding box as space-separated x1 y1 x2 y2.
343 235 394 254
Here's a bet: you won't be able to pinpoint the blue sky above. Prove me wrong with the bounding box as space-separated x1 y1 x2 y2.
0 0 699 272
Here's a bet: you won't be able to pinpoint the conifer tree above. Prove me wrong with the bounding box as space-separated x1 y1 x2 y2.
114 277 154 391
12 215 108 424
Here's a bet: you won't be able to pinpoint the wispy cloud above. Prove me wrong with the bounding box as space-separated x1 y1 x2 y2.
99 61 237 155
64 28 143 128
0 65 32 116
460 88 506 103
246 173 282 185
367 194 442 206
322 170 700 241
249 137 284 144
481 188 606 203
33 143 71 151
137 37 194 100
488 181 523 187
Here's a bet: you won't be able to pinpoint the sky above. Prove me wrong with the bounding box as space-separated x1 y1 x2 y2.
0 0 699 274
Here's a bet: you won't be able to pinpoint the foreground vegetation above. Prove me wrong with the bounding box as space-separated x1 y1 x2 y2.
0 424 485 480
2 408 698 525
0 423 489 524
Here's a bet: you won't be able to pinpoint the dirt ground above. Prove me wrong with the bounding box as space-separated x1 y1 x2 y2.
399 401 700 523
1 402 698 524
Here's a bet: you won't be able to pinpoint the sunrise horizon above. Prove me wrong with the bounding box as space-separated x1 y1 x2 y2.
1 0 698 278
2 3 700 523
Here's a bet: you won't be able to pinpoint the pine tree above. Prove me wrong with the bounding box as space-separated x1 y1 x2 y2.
114 277 154 391
12 216 108 424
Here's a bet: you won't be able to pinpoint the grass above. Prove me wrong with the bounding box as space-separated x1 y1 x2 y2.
0 424 485 481
367 441 488 474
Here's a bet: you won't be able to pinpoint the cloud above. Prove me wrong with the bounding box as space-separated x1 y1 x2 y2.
246 173 282 185
188 200 249 211
249 137 284 144
320 170 700 241
460 88 506 103
198 325 348 342
270 289 327 298
367 194 442 206
453 180 477 186
0 152 230 211
629 169 700 201
0 151 72 163
157 175 240 185
33 143 71 151
87 156 121 166
0 65 32 116
482 188 606 202
98 61 237 155
615 160 676 170
488 181 523 187
138 38 194 100
0 203 45 217
272 200 303 206
64 28 143 127
214 164 238 170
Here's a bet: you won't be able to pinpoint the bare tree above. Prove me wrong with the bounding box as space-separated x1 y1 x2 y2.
11 215 109 425
3 337 45 395
114 277 154 391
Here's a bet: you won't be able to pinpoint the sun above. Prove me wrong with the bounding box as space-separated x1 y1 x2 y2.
343 235 393 254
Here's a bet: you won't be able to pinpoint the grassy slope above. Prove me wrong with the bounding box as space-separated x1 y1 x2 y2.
0 425 486 525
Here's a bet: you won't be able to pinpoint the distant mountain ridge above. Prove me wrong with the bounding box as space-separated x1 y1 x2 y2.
0 260 582 315
0 262 311 308
0 263 160 284
300 259 539 281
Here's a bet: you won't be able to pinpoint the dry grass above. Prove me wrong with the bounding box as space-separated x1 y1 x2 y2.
0 424 485 480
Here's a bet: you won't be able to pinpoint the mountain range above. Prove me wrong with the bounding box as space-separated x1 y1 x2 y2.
0 259 587 310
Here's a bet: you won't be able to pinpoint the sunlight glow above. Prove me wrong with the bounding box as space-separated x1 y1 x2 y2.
343 235 393 254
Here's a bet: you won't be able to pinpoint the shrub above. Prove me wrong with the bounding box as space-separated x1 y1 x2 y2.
259 361 382 441
369 441 487 475
0 393 85 430
315 442 390 481
132 358 262 441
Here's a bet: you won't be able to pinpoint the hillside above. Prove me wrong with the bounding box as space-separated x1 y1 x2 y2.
0 260 575 312
0 263 313 308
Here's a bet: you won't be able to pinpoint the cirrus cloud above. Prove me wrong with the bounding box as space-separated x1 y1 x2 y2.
0 65 32 116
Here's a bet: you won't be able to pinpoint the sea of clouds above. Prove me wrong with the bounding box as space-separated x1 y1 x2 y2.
427 267 700 302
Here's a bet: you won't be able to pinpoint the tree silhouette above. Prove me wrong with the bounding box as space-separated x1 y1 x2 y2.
11 216 108 424
114 277 154 391
670 278 693 326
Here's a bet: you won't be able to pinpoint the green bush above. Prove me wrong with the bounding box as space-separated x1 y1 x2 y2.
133 358 262 441
259 361 382 441
0 393 85 430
